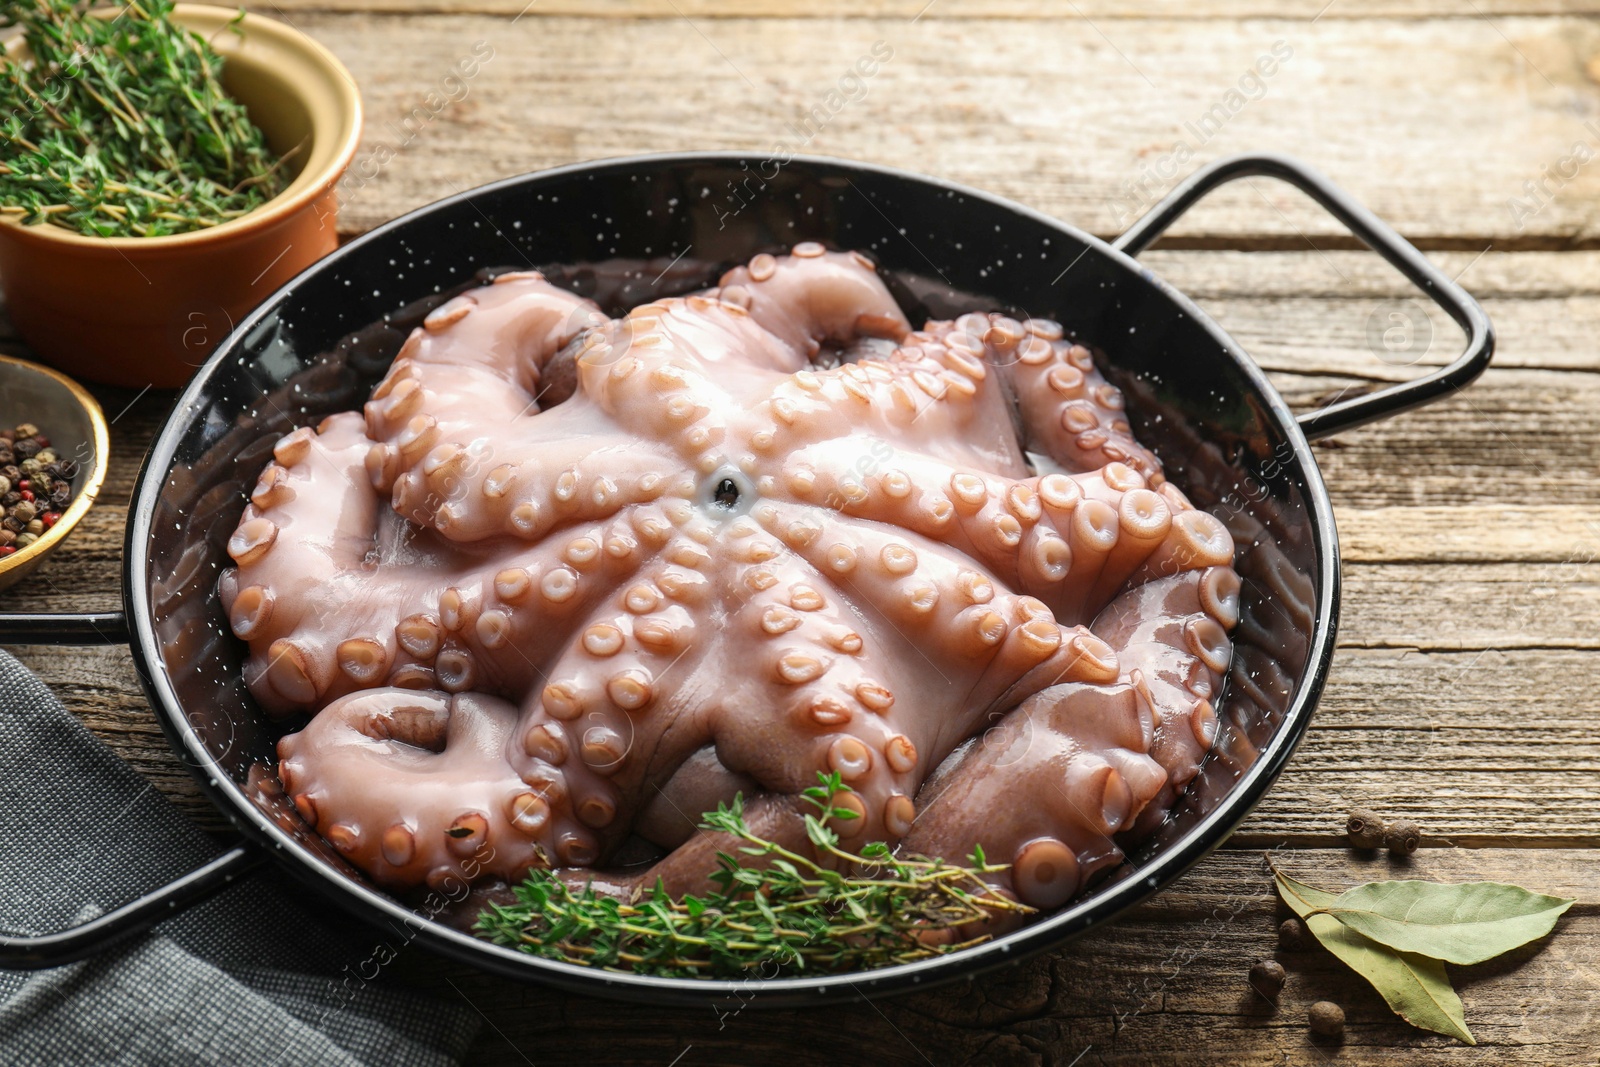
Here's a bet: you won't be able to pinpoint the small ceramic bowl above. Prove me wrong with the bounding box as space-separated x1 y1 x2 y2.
0 4 363 389
0 355 109 593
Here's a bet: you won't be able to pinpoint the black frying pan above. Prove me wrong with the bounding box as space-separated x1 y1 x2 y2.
0 153 1491 1007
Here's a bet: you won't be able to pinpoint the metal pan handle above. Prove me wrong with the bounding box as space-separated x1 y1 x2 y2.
0 846 264 968
0 611 129 644
1113 153 1495 440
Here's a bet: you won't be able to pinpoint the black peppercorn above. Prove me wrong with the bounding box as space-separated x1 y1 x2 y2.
0 421 77 563
1385 819 1422 855
1309 1001 1345 1036
1346 807 1385 849
1249 959 1287 1000
1278 917 1310 950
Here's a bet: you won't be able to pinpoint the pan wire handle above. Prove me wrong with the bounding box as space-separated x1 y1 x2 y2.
0 846 264 969
1113 153 1494 441
0 611 129 645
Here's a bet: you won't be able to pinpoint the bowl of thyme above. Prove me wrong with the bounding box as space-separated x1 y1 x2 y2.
0 1 362 387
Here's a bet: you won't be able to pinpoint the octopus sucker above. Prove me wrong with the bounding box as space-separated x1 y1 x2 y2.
1013 837 1081 909
229 247 1241 923
230 584 275 640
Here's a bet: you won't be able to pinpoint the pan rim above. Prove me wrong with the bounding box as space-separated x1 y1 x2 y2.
126 150 1340 1006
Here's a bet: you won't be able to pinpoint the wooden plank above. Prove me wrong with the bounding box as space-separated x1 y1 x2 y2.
249 11 1600 245
1142 249 1600 299
1144 255 1600 376
392 848 1600 1066
1281 371 1600 510
1338 507 1600 563
1245 646 1600 845
268 0 1600 20
1340 562 1600 650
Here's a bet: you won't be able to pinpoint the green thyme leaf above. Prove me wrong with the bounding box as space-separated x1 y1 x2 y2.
475 771 1031 978
0 0 291 237
803 813 837 850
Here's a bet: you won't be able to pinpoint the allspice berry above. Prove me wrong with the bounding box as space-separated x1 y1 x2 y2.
1309 1000 1345 1036
1346 807 1385 849
1278 917 1310 950
1385 819 1422 855
1249 959 1286 1000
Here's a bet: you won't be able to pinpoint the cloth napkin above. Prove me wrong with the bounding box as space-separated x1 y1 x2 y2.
0 648 481 1067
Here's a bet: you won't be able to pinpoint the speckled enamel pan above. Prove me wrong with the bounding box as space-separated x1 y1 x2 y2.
0 153 1491 1007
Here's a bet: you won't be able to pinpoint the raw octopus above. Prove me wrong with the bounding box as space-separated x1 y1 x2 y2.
219 245 1238 915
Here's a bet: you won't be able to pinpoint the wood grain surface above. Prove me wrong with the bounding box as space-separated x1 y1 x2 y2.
396 850 1600 1065
3 0 1598 1059
270 0 1600 18
245 7 1600 247
4 244 1596 1061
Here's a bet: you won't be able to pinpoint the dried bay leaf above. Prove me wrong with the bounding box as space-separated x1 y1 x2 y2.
1275 869 1339 913
1275 870 1476 1044
1325 880 1574 965
1306 916 1475 1045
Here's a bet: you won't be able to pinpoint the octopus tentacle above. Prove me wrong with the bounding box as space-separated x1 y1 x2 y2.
716 245 910 357
369 273 603 411
772 443 1028 580
715 249 1025 474
277 689 552 890
1091 567 1240 835
701 540 938 850
385 435 681 545
481 541 742 870
754 499 1065 717
226 413 667 715
964 314 1162 481
767 445 1230 626
225 412 484 715
364 278 682 542
902 567 1239 910
903 679 1165 910
751 348 1027 477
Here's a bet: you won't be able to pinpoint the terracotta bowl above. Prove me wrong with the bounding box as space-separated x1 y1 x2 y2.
0 355 109 593
0 5 363 389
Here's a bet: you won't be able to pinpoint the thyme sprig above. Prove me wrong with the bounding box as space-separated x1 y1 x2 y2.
474 771 1033 978
0 0 292 237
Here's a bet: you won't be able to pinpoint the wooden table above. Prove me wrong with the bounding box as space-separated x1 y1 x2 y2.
5 1 1600 1062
